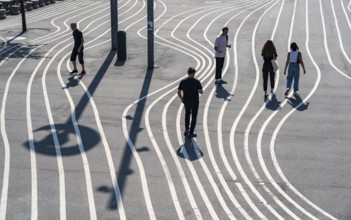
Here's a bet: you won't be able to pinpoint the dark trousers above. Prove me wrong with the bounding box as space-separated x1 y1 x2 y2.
70 48 84 64
262 61 275 91
184 103 199 133
215 57 225 80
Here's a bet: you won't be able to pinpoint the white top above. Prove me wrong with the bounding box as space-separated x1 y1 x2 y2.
214 35 228 58
289 50 299 63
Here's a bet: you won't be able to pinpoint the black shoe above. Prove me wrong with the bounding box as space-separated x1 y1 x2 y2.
70 69 78 74
183 130 189 136
187 133 197 138
264 94 268 101
79 70 86 76
285 89 289 96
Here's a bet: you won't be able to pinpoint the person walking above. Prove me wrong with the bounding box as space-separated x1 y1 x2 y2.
70 23 86 76
177 67 203 138
283 42 306 96
261 40 278 97
214 27 231 84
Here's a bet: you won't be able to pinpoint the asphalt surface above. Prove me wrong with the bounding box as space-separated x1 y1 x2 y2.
0 0 351 219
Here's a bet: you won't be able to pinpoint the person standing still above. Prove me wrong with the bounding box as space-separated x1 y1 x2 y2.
214 27 231 84
283 42 306 96
177 67 203 138
261 40 278 97
70 23 86 76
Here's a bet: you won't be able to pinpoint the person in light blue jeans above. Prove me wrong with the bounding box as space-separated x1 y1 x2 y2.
283 42 306 96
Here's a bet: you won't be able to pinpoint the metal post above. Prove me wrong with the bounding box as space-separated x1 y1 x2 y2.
20 0 27 32
110 0 118 50
147 0 154 69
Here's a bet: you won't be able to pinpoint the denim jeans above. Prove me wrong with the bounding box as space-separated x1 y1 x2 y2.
286 63 300 92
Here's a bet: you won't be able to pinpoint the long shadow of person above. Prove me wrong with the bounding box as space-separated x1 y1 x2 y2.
215 84 232 101
266 94 281 111
176 138 203 161
288 94 309 111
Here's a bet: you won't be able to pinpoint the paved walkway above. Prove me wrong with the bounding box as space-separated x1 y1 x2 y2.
0 0 350 219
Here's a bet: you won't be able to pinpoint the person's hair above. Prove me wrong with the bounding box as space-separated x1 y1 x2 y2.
262 40 276 58
290 42 299 51
222 27 229 32
188 67 196 74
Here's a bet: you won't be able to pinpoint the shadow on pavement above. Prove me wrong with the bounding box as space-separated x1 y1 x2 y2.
177 138 204 161
106 67 153 210
287 94 309 111
215 84 232 101
266 94 281 111
23 50 116 156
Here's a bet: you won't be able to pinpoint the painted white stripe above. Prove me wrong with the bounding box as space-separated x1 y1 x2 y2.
341 0 351 31
41 53 67 220
201 1 269 219
176 106 219 220
316 0 350 85
145 94 185 220
268 0 338 219
27 53 51 220
166 2 259 219
221 0 288 219
122 106 156 219
329 0 351 70
0 48 29 220
243 0 301 218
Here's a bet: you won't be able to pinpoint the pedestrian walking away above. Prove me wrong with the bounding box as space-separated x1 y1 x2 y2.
70 23 86 76
214 26 231 84
261 40 278 98
283 42 306 97
177 67 203 138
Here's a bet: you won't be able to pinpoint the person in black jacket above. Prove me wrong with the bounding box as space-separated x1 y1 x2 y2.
177 67 203 138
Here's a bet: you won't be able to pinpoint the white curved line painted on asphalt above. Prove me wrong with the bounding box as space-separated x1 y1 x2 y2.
26 52 52 220
145 94 186 220
253 0 316 218
269 0 337 219
329 0 351 73
163 96 204 220
317 0 351 80
223 0 287 219
121 106 156 219
201 1 269 219
164 2 255 219
341 0 351 31
142 1 185 218
242 0 301 218
33 2 105 43
35 10 122 219
0 4 107 219
175 106 219 220
0 0 136 219
0 46 38 220
0 1 87 29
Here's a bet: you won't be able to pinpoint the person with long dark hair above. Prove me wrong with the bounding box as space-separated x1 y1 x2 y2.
283 42 306 96
261 40 278 97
